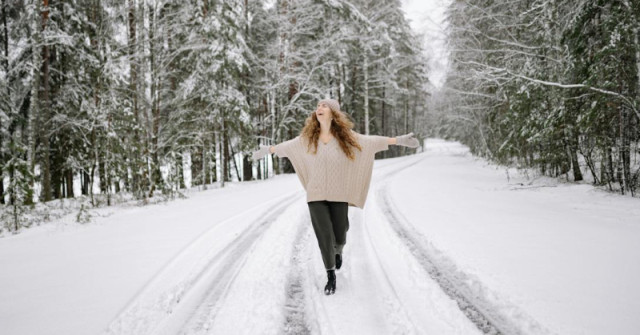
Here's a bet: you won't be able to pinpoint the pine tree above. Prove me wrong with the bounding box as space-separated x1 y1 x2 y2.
439 0 640 194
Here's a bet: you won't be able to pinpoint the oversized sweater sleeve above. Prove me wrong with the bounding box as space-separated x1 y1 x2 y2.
358 133 389 154
273 136 299 158
272 136 308 190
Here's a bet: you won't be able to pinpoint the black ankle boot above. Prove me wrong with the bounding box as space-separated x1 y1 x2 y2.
335 254 342 270
324 269 336 295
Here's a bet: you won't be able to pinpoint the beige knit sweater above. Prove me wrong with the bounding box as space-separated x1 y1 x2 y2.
273 130 389 209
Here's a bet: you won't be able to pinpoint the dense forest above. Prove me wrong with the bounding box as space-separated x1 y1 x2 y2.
0 0 429 231
5 0 638 233
433 0 640 196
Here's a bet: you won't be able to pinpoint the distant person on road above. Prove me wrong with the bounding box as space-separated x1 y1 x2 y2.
251 98 419 295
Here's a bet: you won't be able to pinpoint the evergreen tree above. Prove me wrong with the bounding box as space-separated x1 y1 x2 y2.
438 0 640 195
0 0 431 232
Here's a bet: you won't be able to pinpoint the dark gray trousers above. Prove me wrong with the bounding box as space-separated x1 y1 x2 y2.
307 200 350 270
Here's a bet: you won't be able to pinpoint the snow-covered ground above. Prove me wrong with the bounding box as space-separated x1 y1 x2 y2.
387 139 640 335
0 139 638 335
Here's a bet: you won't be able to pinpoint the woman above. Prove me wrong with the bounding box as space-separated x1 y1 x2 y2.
251 98 419 295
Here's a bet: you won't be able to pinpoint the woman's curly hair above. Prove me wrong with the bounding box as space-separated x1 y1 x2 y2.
300 104 363 160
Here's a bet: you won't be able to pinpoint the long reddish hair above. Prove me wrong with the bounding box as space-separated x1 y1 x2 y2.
300 106 363 160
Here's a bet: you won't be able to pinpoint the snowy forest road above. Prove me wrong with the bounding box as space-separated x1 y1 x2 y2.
3 139 638 335
107 152 485 335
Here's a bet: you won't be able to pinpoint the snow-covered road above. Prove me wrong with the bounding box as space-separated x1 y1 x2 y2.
1 139 638 335
103 153 481 335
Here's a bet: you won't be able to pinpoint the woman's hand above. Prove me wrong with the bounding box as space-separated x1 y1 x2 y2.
395 132 419 148
251 145 272 161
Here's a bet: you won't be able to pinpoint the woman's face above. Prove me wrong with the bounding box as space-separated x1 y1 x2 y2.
315 102 332 122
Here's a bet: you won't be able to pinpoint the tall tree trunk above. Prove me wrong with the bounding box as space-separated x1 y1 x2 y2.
90 129 98 205
363 46 369 135
223 117 230 182
1 0 9 204
274 0 286 176
636 27 640 99
40 0 52 202
606 145 614 189
149 0 163 197
569 136 583 181
381 83 386 135
404 80 408 135
621 107 631 193
176 154 185 189
202 136 207 188
99 157 107 193
96 0 112 205
128 0 138 197
229 141 240 182
336 64 342 104
350 62 358 129
128 0 148 201
243 155 252 181
66 169 74 198
139 0 149 202
270 93 279 175
82 170 89 195
242 0 252 182
211 132 217 183
26 0 42 206
190 147 200 186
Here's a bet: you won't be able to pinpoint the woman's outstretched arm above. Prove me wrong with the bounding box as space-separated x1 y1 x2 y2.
252 137 298 161
388 137 397 145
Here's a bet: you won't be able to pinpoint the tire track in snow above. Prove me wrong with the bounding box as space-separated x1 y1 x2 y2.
297 220 339 335
168 192 305 334
359 206 421 334
357 155 431 334
104 190 302 335
281 223 314 334
376 163 552 335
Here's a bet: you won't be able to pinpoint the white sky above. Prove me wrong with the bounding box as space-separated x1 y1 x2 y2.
401 0 451 88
